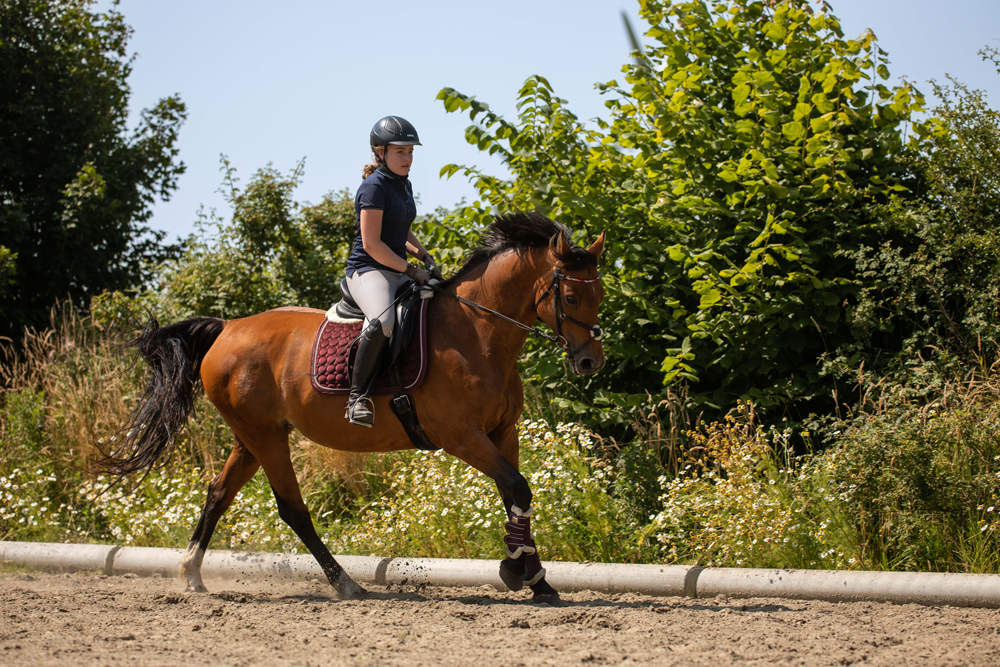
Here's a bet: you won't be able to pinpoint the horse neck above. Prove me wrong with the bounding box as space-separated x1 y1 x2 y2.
449 248 551 360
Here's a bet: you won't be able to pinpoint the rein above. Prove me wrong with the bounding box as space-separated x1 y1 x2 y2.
428 268 603 356
428 284 563 344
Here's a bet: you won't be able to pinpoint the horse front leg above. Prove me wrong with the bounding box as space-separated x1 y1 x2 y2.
494 484 558 601
484 424 560 603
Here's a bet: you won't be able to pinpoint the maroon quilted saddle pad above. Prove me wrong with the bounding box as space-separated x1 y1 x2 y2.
309 300 429 395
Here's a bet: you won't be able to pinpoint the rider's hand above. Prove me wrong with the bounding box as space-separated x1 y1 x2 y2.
405 264 431 285
421 253 443 280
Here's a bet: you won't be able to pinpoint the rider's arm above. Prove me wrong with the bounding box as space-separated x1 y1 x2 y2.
405 230 431 262
359 208 408 273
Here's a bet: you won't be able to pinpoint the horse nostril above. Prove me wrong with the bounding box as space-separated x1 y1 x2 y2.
579 357 595 373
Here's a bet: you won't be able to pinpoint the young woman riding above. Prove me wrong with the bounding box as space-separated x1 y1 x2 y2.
341 115 442 427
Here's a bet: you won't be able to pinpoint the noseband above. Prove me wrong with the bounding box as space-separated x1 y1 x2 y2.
534 269 603 358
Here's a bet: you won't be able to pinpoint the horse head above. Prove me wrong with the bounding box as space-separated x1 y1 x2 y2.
536 230 606 376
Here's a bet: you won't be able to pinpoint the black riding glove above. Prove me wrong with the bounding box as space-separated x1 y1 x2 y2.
421 253 443 281
405 263 431 286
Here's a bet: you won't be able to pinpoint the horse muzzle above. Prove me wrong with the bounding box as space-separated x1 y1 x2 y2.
568 346 605 376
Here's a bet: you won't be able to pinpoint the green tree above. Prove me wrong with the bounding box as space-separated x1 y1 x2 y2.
438 0 923 426
126 158 472 323
146 159 355 320
845 70 1000 382
0 0 186 342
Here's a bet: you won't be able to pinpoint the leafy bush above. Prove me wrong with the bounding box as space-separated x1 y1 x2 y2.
437 0 924 428
1 390 50 462
0 0 185 343
647 403 856 569
0 467 62 542
141 159 357 320
832 375 1000 572
0 390 62 541
840 74 1000 384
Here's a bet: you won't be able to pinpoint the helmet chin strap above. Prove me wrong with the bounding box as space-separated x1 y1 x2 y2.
372 146 409 179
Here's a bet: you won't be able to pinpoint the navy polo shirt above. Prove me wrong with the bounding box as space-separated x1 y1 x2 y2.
346 166 417 275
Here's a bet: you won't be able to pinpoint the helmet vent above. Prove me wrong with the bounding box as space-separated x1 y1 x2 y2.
370 115 422 147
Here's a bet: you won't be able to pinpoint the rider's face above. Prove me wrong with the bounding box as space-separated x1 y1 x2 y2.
383 145 414 177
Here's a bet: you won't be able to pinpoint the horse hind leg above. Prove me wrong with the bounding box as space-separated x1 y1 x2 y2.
180 436 260 593
246 427 366 600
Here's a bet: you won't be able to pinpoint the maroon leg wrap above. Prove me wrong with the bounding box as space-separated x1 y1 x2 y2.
523 536 545 586
503 506 536 560
503 506 546 586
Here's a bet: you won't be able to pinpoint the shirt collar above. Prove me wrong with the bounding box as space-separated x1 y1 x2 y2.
376 165 408 183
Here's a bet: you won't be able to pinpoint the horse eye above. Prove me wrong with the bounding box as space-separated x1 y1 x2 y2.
565 294 578 305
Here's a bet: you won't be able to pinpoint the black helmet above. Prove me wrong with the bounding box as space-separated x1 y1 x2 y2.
370 116 421 147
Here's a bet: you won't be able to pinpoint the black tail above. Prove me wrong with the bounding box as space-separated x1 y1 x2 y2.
99 316 225 477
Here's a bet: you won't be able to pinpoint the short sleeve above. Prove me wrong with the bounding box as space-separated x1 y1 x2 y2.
356 178 386 210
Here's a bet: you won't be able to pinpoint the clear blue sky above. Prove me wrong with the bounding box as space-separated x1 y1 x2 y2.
104 0 1000 241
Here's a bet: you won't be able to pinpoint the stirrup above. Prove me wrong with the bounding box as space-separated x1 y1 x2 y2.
347 396 375 427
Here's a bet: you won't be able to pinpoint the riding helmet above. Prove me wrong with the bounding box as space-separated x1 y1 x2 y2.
370 116 422 147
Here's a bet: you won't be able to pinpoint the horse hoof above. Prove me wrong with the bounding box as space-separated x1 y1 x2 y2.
334 573 367 600
185 583 208 594
498 561 524 591
532 591 562 605
336 585 367 600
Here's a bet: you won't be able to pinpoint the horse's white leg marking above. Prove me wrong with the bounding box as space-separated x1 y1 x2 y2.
180 541 208 593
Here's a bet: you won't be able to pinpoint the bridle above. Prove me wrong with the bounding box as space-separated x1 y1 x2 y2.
428 267 603 359
533 268 603 357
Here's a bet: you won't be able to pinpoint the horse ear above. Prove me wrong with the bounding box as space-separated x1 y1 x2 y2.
549 231 572 259
587 231 606 259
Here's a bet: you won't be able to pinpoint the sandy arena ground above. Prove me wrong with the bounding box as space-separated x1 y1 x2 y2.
2 569 999 666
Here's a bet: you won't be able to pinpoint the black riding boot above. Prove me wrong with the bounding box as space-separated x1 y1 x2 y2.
346 319 390 427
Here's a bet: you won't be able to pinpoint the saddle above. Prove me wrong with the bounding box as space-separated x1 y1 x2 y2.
311 279 428 395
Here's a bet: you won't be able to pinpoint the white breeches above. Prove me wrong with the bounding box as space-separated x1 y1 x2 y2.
345 269 410 337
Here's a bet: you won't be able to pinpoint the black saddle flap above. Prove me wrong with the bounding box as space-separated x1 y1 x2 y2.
333 278 364 320
390 285 422 364
333 277 424 374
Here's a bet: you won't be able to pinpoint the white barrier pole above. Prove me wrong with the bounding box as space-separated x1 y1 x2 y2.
4 541 1000 608
0 541 119 574
109 546 387 583
697 567 1000 609
544 562 697 597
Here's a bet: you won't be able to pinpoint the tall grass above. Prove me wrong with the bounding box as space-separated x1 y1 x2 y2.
0 303 230 473
328 421 640 562
647 403 858 569
831 365 1000 572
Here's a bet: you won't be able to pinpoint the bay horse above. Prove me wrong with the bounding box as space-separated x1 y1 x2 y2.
104 212 605 602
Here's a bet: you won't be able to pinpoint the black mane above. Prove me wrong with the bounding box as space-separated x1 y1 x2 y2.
446 212 596 284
